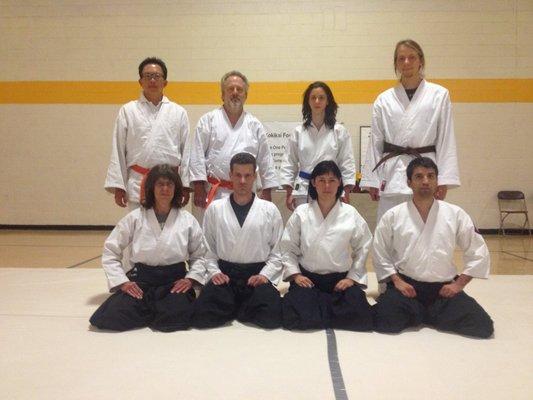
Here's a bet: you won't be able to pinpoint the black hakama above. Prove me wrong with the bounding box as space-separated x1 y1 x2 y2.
373 274 494 338
282 266 373 331
192 260 282 329
89 262 195 332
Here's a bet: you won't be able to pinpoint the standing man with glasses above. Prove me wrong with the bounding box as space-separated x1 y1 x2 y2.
104 57 191 209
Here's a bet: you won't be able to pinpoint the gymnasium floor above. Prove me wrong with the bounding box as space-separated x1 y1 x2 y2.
0 230 532 400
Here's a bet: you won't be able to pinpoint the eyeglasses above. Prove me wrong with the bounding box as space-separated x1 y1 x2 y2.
141 73 165 81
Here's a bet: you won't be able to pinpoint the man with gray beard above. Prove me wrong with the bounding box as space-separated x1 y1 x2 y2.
188 71 278 215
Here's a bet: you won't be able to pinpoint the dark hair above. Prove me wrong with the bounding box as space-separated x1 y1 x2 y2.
302 81 338 130
142 164 183 209
394 39 425 78
406 157 438 180
230 152 257 172
138 57 168 80
308 160 344 200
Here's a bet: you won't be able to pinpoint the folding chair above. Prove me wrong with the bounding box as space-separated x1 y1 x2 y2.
497 191 531 235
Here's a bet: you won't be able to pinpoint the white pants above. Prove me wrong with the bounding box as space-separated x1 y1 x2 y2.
377 194 412 222
191 186 233 225
293 195 309 209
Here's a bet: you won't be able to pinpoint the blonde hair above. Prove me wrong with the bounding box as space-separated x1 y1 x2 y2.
394 39 425 78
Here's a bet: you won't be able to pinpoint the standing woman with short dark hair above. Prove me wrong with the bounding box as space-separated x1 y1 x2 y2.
280 160 373 331
279 81 356 211
90 164 206 332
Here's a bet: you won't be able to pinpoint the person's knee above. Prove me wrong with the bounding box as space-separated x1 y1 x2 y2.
475 318 494 338
372 310 405 333
468 308 494 338
373 290 423 333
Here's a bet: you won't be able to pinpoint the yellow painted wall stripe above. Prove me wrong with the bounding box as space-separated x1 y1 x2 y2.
0 79 532 104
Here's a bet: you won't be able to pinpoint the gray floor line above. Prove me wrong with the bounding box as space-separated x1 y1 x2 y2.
501 251 533 262
67 255 101 268
326 328 349 400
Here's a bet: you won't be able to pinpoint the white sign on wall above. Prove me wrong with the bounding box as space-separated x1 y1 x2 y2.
359 126 371 171
263 121 300 171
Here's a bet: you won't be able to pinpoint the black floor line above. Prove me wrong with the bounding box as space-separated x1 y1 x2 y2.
326 328 349 400
67 255 101 269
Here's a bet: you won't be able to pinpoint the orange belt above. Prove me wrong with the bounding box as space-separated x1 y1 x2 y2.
206 175 233 207
130 165 150 204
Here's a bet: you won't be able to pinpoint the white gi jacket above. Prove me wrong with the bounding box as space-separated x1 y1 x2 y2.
279 123 356 197
189 107 279 197
360 80 460 196
102 207 206 291
373 200 490 283
281 200 372 288
104 93 191 202
202 196 284 284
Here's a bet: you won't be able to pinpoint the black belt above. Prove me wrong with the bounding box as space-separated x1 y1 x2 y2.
299 265 347 293
372 142 436 172
218 259 266 286
127 262 186 287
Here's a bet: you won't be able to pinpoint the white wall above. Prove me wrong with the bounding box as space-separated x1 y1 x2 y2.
1 1 532 228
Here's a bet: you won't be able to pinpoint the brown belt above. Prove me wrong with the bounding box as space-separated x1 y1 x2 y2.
372 142 436 172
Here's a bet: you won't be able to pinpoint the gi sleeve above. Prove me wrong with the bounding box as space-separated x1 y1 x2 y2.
178 110 192 188
280 211 303 281
185 217 207 285
337 125 357 187
259 206 284 284
346 214 372 288
456 209 490 279
435 90 461 188
104 106 128 193
189 114 210 182
201 204 222 281
372 211 398 282
360 99 385 190
101 211 136 291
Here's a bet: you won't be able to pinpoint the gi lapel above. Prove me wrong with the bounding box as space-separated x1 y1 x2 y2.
146 208 163 237
211 108 246 179
394 80 427 146
134 98 169 168
403 200 439 271
305 201 340 261
228 196 258 261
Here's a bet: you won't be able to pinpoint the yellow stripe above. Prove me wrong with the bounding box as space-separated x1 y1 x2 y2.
0 79 532 104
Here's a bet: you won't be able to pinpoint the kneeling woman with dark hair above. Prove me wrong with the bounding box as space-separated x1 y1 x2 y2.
281 160 373 331
90 164 206 332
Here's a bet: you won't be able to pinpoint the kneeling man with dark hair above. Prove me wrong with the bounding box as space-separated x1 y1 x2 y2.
372 157 494 338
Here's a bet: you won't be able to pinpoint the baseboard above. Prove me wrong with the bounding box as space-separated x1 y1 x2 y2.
0 225 114 231
0 225 531 235
478 228 531 235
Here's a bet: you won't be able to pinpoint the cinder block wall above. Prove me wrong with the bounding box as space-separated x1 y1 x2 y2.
1 1 532 228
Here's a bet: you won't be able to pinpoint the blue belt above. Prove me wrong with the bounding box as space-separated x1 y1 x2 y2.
298 171 312 180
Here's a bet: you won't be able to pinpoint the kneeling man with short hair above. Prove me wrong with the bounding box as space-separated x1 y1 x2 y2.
192 152 283 329
372 157 494 338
